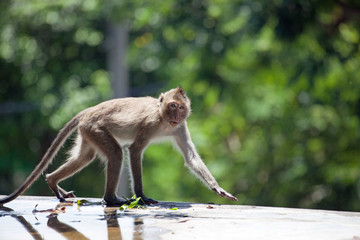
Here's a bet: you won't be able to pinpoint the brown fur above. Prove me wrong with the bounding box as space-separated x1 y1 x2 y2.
0 87 237 205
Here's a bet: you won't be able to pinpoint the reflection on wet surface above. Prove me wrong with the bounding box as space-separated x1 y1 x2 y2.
48 214 90 240
2 196 360 240
0 197 185 240
133 218 145 240
105 208 123 240
0 205 43 240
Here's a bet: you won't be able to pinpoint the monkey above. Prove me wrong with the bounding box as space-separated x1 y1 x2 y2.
0 86 238 206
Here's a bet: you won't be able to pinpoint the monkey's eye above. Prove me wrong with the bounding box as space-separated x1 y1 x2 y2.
170 103 177 109
179 105 185 110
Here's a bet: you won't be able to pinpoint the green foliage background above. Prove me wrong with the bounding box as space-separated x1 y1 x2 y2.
1 0 359 211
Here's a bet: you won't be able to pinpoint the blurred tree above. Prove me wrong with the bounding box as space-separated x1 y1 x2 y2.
126 0 360 211
0 0 359 211
0 0 111 197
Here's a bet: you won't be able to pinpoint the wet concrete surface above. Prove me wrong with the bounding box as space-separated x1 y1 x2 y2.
1 195 360 240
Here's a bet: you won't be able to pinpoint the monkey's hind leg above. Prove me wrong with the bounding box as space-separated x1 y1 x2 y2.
46 136 96 202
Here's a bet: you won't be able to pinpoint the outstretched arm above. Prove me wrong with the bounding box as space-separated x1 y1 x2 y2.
173 122 238 201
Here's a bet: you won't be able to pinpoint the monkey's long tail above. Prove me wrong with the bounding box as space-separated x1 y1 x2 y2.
0 114 82 205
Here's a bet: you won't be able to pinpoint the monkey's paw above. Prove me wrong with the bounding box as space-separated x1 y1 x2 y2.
138 196 158 205
61 191 76 199
104 197 129 206
212 186 238 201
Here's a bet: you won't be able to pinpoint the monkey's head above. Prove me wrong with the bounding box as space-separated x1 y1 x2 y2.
158 86 191 128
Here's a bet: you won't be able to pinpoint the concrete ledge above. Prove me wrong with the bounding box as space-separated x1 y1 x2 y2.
1 195 360 239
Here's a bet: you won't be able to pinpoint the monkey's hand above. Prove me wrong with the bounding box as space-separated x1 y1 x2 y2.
212 186 238 201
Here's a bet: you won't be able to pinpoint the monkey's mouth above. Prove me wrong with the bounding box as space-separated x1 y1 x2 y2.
169 121 179 127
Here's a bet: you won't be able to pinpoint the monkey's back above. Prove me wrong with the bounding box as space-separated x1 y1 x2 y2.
78 96 164 144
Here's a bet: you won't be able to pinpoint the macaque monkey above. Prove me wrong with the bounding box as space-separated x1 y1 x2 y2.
0 86 237 205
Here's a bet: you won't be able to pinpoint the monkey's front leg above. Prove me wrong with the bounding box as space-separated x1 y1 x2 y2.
129 144 158 205
81 128 129 206
104 154 129 206
174 124 238 202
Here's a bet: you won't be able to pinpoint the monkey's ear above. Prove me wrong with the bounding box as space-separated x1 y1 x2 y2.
177 85 186 98
158 93 165 106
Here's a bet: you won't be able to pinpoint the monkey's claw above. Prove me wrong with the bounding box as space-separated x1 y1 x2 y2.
212 186 238 201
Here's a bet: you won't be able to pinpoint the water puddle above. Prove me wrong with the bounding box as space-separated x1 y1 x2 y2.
0 198 184 240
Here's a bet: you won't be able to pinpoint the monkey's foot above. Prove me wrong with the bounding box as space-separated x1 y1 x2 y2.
62 191 76 198
49 184 76 202
57 191 76 203
59 189 76 198
104 197 129 206
58 188 76 199
138 196 158 205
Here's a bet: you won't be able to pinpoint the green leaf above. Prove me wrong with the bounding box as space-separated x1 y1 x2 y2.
119 205 128 211
77 199 102 206
77 199 89 205
119 197 145 211
128 197 141 209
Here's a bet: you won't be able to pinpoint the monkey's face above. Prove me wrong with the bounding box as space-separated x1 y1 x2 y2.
166 101 189 127
158 86 191 128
